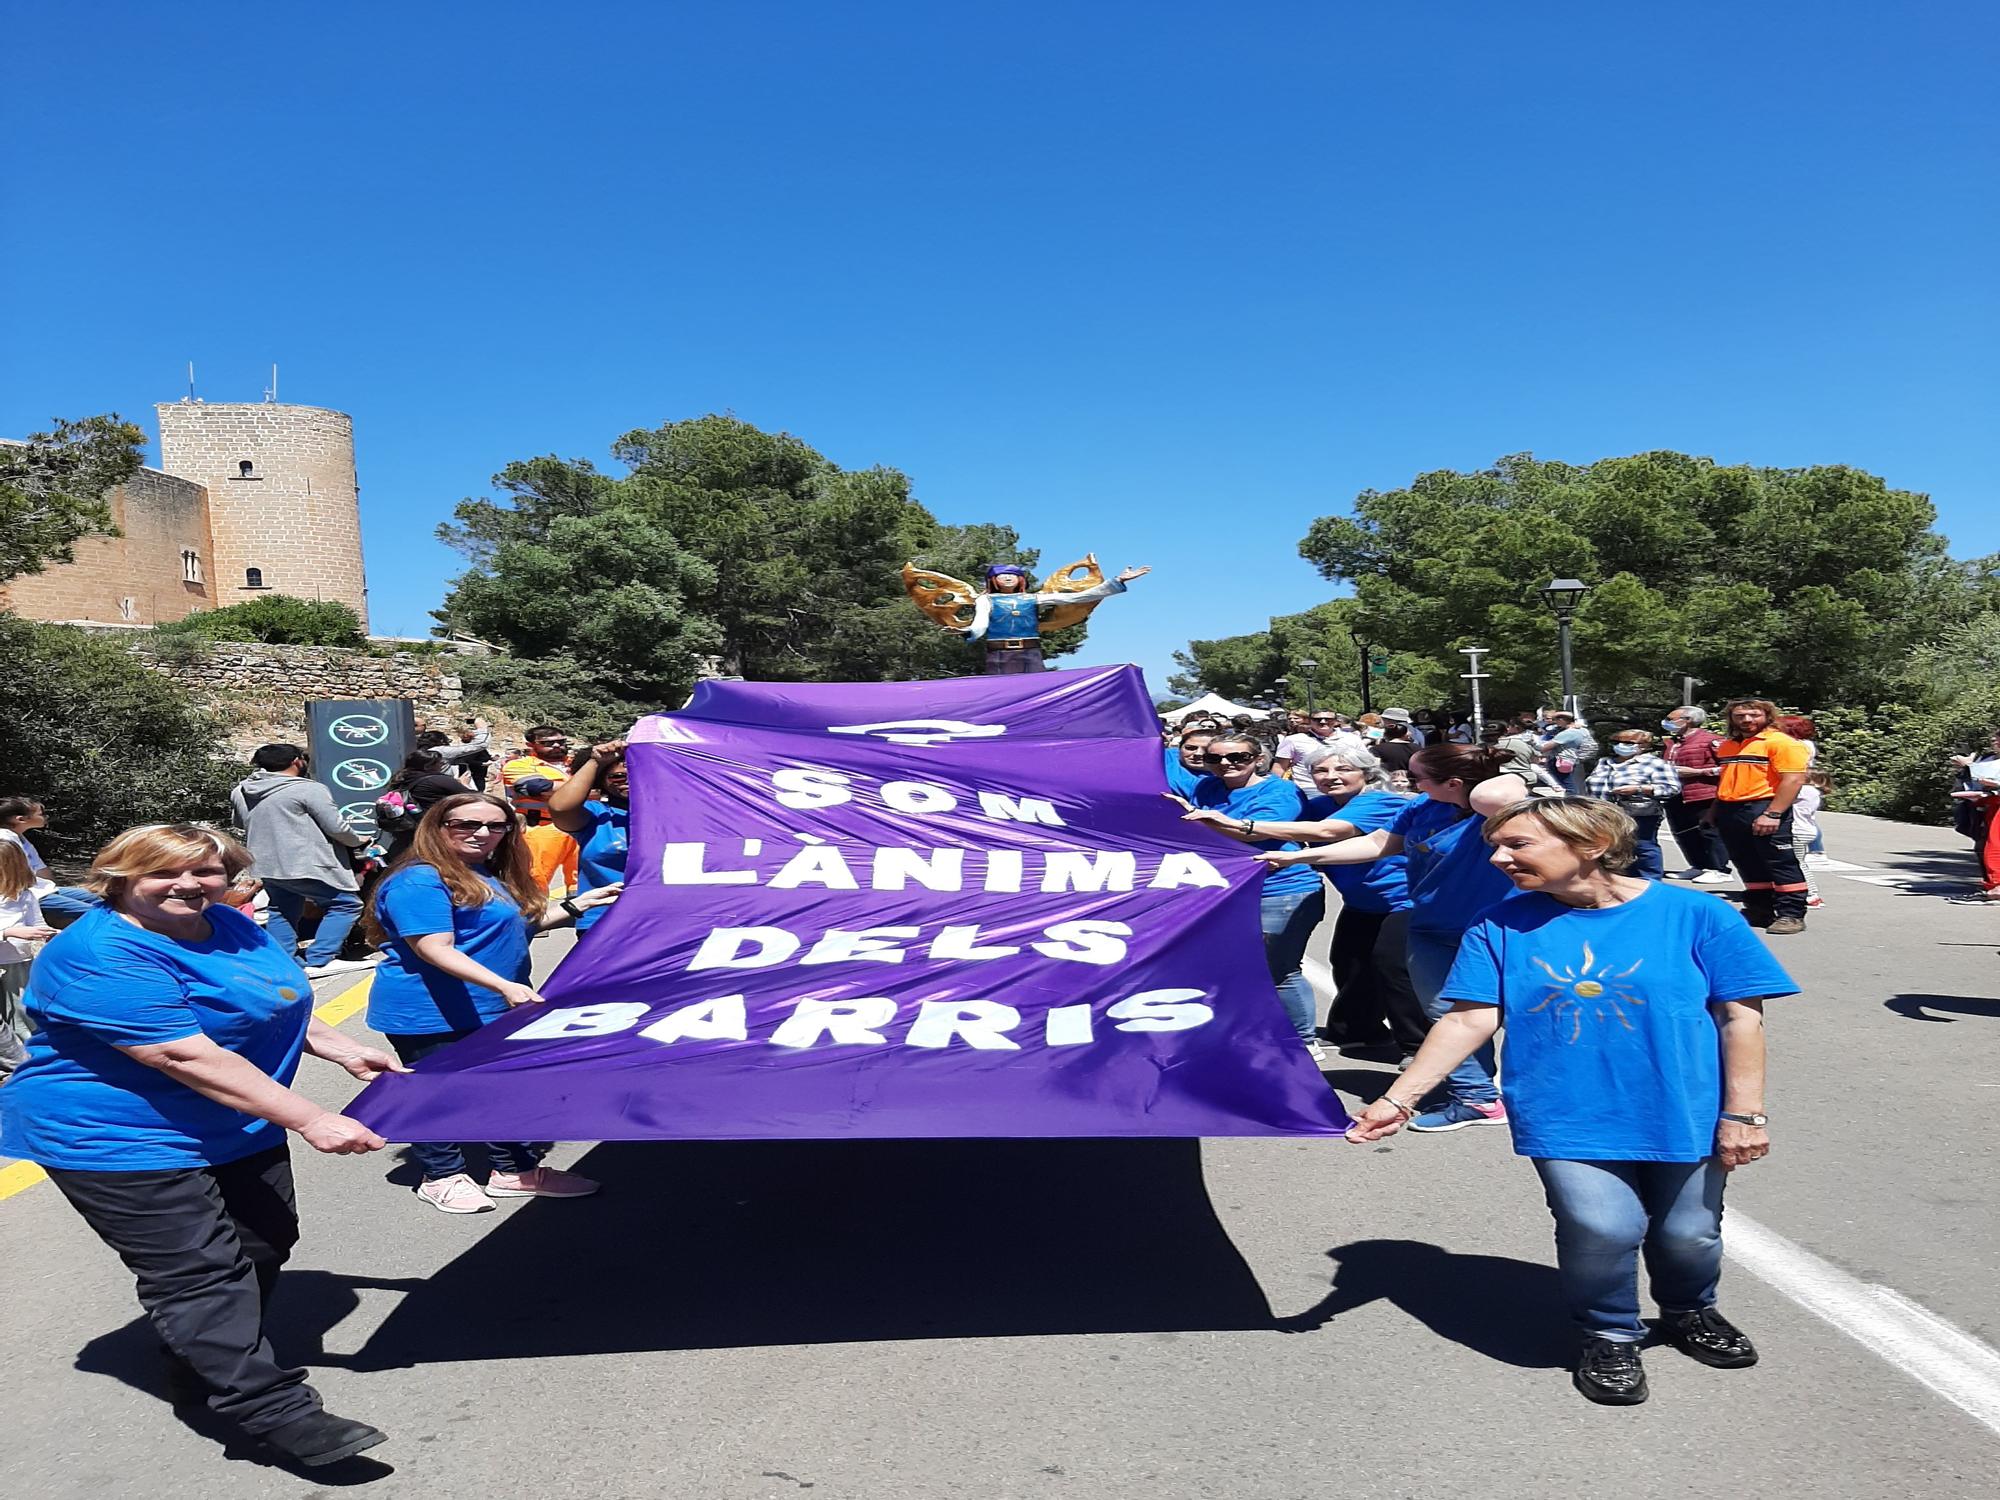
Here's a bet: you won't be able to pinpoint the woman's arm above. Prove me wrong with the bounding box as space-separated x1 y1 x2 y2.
1345 1004 1502 1140
1468 772 1533 815
304 1018 410 1082
1183 810 1362 844
548 742 622 832
1257 829 1402 867
409 931 546 1007
533 884 624 930
1713 997 1770 1170
115 1035 386 1154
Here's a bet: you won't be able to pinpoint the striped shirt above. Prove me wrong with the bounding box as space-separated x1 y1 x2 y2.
1585 752 1683 802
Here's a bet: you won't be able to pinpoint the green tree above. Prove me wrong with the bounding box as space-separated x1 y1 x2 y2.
0 615 237 858
436 415 1092 706
0 415 145 581
1296 452 1989 711
152 595 367 648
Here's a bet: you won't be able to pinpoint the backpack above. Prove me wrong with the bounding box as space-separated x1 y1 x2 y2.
373 788 423 835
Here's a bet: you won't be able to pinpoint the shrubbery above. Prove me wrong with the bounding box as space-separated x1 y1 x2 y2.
0 614 238 861
152 595 366 649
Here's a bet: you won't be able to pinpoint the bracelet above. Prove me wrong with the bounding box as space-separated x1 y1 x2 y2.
1241 820 1256 837
560 897 583 919
1380 1095 1416 1120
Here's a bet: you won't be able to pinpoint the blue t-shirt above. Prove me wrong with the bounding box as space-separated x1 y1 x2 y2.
366 864 533 1036
1162 745 1205 800
1300 790 1414 914
1390 796 1518 935
0 903 311 1170
1192 775 1317 897
573 801 630 931
1442 882 1798 1161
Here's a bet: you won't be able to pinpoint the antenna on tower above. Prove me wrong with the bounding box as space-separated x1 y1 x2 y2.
263 364 279 403
185 362 197 403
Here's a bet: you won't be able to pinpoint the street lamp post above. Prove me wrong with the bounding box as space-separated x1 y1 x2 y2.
1272 676 1289 713
1460 645 1491 738
1350 633 1374 715
1296 658 1319 716
1538 578 1591 715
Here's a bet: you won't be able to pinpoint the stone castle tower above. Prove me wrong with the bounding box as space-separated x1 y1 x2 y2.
155 401 369 629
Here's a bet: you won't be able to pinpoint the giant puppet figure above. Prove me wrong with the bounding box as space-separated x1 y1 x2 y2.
901 555 1151 674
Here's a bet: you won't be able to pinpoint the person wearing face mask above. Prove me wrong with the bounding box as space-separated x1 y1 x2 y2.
1179 735 1326 1061
1660 708 1734 884
1345 798 1794 1407
1585 731 1684 879
549 741 632 932
362 792 622 1213
0 824 405 1468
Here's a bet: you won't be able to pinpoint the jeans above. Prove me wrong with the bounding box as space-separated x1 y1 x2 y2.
1325 906 1428 1054
1630 814 1665 880
47 1143 322 1434
261 877 363 967
1533 1157 1727 1341
1260 885 1328 1043
1664 796 1731 873
1406 927 1500 1104
385 1030 548 1181
1710 800 1809 921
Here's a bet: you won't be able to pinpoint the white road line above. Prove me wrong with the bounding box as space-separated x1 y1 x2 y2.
1727 1212 2000 1437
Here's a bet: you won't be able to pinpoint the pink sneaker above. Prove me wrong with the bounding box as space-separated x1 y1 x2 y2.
486 1166 600 1199
416 1173 496 1214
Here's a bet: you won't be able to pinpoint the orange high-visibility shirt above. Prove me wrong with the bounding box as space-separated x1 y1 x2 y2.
1714 729 1810 802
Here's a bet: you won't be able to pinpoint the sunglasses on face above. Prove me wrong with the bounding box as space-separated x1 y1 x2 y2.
1202 751 1259 767
442 817 508 833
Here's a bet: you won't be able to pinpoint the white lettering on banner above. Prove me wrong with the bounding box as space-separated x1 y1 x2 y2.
1041 851 1137 893
802 927 923 964
659 843 1229 893
929 924 1021 961
505 993 1213 1049
772 767 853 808
687 922 1129 969
906 1000 1023 1050
770 998 899 1048
976 792 1063 826
688 927 801 970
1029 920 1132 965
881 780 958 814
640 995 749 1043
763 768 1070 829
1108 989 1214 1032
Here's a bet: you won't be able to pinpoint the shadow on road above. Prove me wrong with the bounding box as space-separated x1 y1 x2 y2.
329 1138 1282 1367
1276 1239 1570 1368
1884 993 2000 1023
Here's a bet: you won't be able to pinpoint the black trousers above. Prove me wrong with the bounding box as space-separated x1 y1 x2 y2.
47 1143 320 1434
1323 906 1428 1054
1710 799 1808 921
1664 796 1731 873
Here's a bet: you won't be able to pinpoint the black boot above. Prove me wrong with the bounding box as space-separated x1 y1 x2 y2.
1659 1306 1759 1368
1574 1336 1649 1405
259 1410 388 1468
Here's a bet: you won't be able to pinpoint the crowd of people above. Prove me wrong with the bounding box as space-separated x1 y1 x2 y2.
0 691 1985 1466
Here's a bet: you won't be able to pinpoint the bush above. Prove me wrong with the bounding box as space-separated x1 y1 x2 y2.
453 651 655 743
154 595 366 648
0 614 239 861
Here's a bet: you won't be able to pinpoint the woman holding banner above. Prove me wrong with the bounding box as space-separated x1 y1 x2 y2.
1346 797 1790 1406
549 740 630 933
1181 734 1326 1062
362 792 622 1214
1257 744 1530 1132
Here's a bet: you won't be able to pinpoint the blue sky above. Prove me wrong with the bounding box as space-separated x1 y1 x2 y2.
4 3 1994 695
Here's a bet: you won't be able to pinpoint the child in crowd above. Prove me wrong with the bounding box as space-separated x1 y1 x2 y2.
1794 770 1828 907
0 837 56 1074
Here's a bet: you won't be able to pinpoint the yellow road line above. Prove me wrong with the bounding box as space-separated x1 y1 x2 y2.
0 974 374 1205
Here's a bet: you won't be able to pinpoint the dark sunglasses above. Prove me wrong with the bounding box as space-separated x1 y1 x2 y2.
441 817 509 833
1202 751 1259 767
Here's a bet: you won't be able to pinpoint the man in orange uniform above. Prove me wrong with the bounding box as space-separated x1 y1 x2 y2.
502 727 579 896
1710 697 1812 934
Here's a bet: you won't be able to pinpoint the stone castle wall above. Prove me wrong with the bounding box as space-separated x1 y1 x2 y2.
156 402 370 629
1 467 215 625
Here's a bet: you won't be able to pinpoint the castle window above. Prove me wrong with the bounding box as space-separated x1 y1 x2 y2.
244 567 266 589
233 459 260 480
181 549 202 584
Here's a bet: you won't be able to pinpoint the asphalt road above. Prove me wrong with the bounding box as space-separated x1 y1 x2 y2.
3 810 1997 1499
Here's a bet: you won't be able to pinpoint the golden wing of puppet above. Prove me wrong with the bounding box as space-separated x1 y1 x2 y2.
1038 553 1105 632
901 562 979 631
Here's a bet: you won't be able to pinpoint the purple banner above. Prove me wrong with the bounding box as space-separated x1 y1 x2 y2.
350 665 1350 1141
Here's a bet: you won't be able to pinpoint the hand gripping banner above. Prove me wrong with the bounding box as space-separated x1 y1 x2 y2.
349 666 1351 1141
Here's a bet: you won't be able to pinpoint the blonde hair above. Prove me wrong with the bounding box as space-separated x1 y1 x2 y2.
362 792 544 945
0 839 32 901
84 824 254 904
1482 797 1638 874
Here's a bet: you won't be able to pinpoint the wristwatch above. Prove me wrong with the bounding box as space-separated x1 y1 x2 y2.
1719 1111 1769 1126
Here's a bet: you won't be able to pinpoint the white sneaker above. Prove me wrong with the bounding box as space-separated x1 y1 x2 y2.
304 956 380 978
1691 870 1736 886
416 1173 496 1214
1305 1040 1329 1064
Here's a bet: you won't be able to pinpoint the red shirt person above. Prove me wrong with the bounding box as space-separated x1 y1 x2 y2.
1662 706 1733 882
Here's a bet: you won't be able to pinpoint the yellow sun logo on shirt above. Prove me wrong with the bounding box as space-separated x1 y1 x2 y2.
1527 942 1645 1044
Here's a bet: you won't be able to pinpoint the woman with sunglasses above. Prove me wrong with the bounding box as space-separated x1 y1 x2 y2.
1182 734 1327 1061
1257 744 1531 1130
362 792 622 1214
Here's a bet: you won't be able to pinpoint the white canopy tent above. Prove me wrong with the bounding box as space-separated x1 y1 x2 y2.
1159 692 1262 724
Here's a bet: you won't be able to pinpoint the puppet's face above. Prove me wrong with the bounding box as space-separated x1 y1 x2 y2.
990 572 1026 593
